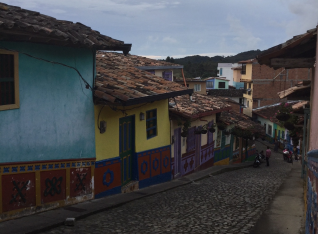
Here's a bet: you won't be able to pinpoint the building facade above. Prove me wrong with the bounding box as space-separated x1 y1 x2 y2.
217 63 239 86
93 53 192 197
0 3 131 220
239 59 312 117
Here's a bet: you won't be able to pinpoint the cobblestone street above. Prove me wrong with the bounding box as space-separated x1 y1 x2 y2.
42 142 294 234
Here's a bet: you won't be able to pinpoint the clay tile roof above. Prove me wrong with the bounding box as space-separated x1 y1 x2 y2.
253 101 299 125
175 77 206 82
257 28 316 67
238 59 255 64
207 89 245 97
277 81 311 99
292 101 309 110
96 51 182 68
0 3 131 52
169 93 231 119
220 111 265 134
94 53 191 106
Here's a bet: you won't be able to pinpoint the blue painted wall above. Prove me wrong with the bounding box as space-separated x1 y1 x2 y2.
0 42 96 162
233 81 244 89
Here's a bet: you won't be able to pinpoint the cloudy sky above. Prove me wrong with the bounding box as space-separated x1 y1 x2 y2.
4 0 318 59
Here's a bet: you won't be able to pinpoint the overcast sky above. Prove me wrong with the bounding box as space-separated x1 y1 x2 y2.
4 0 318 59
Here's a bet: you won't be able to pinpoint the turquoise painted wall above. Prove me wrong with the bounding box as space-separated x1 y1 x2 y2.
233 81 244 89
0 42 96 162
214 78 229 89
256 116 273 138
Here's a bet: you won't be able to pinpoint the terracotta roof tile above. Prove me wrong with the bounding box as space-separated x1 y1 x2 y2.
253 101 299 125
96 52 181 67
169 93 231 119
0 3 130 51
221 111 265 134
94 53 191 105
208 89 245 97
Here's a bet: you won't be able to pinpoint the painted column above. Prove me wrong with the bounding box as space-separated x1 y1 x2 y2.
309 26 318 151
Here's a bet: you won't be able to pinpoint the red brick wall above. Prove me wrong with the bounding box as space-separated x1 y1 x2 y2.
228 101 241 113
252 63 311 108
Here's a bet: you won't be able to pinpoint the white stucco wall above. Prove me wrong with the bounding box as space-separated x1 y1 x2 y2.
217 63 239 86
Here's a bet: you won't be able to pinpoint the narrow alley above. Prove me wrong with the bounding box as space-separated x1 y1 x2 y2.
41 142 300 234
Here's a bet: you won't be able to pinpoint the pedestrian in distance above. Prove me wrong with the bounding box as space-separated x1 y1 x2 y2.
266 146 271 166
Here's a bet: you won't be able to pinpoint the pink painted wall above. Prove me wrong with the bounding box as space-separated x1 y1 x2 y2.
309 27 318 151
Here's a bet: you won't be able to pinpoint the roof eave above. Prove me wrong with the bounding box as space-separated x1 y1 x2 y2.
137 65 183 70
95 89 193 107
169 106 231 120
96 43 132 55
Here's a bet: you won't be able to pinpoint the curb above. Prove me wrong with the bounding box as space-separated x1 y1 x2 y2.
24 163 252 234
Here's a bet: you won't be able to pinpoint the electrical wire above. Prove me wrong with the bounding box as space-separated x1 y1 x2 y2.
0 46 93 92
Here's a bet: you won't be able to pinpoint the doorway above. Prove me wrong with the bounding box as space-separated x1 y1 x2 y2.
119 115 135 186
174 128 181 177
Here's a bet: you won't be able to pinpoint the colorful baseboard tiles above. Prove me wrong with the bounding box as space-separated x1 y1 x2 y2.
0 158 95 220
95 145 172 198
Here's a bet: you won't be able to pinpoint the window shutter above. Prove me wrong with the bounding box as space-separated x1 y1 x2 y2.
187 127 196 152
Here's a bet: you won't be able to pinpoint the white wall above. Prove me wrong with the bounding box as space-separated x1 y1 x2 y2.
217 63 239 86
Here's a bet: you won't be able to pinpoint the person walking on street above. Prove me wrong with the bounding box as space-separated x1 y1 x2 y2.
266 146 271 166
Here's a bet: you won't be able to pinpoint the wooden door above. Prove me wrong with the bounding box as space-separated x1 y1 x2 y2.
119 115 134 185
174 128 181 177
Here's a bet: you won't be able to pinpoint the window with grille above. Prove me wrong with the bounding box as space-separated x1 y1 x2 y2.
162 71 172 81
194 84 201 92
206 81 214 88
146 109 157 139
241 64 246 74
0 50 19 110
218 82 225 88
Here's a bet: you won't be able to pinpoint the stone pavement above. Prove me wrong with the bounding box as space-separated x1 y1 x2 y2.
0 140 300 234
37 141 294 234
0 158 253 234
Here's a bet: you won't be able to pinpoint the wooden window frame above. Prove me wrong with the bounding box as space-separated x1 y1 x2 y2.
194 84 201 92
0 49 19 111
241 64 246 75
146 109 157 139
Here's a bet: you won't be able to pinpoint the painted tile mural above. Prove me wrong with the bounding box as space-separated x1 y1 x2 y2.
0 158 95 220
137 146 171 188
95 157 121 198
306 158 318 234
172 142 214 177
2 173 36 212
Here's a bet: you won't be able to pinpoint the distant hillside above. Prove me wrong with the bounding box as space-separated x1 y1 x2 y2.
167 50 262 79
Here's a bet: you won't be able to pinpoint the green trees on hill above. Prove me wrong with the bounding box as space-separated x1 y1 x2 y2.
165 50 262 79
